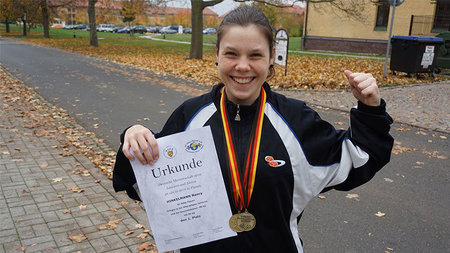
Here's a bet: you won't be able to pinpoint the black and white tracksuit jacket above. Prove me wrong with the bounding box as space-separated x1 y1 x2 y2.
113 83 394 253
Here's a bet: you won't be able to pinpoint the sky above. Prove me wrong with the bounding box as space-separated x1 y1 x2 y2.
167 0 305 16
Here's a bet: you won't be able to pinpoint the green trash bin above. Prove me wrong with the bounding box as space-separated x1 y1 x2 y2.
435 31 450 70
390 36 444 75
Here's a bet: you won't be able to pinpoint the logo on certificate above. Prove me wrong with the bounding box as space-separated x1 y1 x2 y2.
185 140 203 153
163 146 177 159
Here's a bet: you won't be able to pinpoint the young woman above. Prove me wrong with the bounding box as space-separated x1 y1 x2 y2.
113 6 394 253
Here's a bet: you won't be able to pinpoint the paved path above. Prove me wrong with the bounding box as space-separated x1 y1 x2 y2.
0 73 153 252
277 81 450 133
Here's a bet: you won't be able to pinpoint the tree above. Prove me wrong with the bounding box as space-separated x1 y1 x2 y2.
0 0 19 33
41 0 50 38
189 0 372 59
88 0 98 46
190 0 222 59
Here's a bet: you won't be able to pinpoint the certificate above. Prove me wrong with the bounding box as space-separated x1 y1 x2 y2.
130 126 236 252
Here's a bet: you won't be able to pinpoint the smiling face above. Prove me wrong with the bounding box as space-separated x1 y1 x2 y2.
217 24 274 106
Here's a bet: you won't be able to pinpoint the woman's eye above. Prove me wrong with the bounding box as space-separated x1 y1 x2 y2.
225 52 236 56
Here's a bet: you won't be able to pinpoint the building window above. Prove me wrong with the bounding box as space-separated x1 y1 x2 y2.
375 3 390 28
433 0 450 31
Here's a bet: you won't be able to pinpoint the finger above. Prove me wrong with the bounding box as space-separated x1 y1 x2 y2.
136 135 153 165
356 76 375 91
146 132 159 162
352 73 372 84
344 70 353 79
122 142 134 161
130 139 147 165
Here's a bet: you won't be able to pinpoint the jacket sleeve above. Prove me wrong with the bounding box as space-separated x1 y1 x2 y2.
330 99 394 191
281 96 393 194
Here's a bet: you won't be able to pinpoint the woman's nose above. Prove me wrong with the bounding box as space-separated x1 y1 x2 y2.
235 57 251 72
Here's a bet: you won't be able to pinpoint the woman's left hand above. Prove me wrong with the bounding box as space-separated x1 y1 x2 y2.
344 70 381 107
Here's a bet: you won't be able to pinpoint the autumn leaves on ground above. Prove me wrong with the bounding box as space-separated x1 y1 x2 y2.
23 36 445 90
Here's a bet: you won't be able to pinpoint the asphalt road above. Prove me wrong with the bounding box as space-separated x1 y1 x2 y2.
1 38 448 253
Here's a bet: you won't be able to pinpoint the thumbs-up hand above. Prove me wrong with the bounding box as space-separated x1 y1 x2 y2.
344 70 381 107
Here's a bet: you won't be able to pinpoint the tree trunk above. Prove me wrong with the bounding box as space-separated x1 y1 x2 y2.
41 0 50 38
22 16 27 36
88 0 98 47
5 18 10 33
189 0 203 59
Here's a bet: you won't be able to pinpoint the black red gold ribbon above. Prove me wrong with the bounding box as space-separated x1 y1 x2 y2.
220 87 266 210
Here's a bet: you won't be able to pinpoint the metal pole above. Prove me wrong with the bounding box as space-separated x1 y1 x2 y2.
383 0 397 79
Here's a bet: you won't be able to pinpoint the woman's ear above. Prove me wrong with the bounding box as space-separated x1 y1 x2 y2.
270 47 275 64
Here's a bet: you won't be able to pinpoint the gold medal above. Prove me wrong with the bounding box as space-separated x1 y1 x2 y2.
229 211 256 232
236 211 256 232
229 214 244 232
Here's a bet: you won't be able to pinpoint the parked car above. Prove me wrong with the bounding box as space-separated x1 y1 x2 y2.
203 27 216 34
51 24 63 29
183 27 192 34
130 26 147 34
146 26 161 33
117 26 131 33
63 24 74 29
112 26 124 33
160 26 177 34
73 24 88 30
97 24 115 32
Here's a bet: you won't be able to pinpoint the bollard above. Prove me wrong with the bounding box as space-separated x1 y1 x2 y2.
163 32 165 39
73 31 76 38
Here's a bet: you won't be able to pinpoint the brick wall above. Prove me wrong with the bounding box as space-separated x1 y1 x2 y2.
303 36 388 54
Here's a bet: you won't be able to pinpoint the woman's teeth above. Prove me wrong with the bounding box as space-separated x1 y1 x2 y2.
232 77 253 84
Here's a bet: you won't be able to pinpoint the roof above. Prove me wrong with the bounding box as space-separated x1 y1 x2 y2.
149 6 218 16
281 4 305 16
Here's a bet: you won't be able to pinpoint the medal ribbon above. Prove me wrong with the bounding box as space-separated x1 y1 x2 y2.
220 87 266 210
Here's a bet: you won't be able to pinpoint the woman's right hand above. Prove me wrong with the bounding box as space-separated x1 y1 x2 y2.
122 124 159 165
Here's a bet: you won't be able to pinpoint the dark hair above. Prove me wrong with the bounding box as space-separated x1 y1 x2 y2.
216 5 275 79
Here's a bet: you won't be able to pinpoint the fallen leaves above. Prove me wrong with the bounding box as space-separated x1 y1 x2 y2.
52 177 63 183
137 233 148 239
124 230 134 236
375 211 386 217
138 242 157 252
60 151 74 157
383 178 394 183
68 233 87 242
0 68 116 181
346 193 360 200
119 200 129 206
391 141 418 155
24 37 446 91
422 150 448 160
68 185 84 193
16 246 26 252
78 204 87 210
97 215 123 230
72 168 90 176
